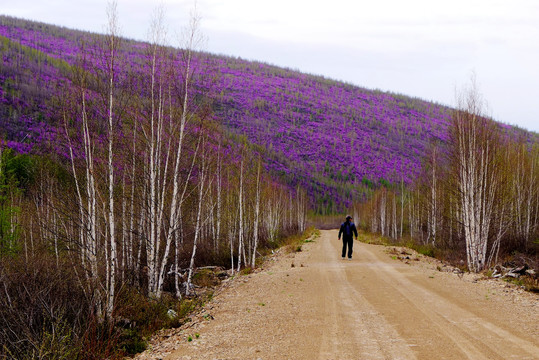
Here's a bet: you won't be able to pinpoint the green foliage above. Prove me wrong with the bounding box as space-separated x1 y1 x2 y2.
358 231 438 259
0 34 72 75
0 147 34 256
119 329 146 354
1 151 35 189
240 267 253 275
38 316 80 360
114 288 212 356
2 313 80 360
280 226 320 254
357 232 387 245
503 276 539 293
0 204 21 256
192 268 221 286
361 177 373 188
379 178 390 188
406 242 436 258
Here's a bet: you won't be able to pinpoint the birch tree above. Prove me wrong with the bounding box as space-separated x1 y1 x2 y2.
250 157 261 268
186 136 209 296
63 48 103 321
237 156 245 271
380 187 386 236
450 78 499 272
296 186 307 233
130 3 205 298
426 145 439 245
104 0 120 320
264 187 282 244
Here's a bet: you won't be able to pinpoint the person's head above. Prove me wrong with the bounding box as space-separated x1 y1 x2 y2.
345 215 352 222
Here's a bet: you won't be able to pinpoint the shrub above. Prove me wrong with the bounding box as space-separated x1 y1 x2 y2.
0 253 92 359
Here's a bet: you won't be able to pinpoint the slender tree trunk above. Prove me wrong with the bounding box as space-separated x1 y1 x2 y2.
452 78 498 272
380 189 386 237
237 158 245 271
186 138 207 296
392 193 397 240
215 144 222 254
400 179 404 239
105 1 118 317
251 159 261 268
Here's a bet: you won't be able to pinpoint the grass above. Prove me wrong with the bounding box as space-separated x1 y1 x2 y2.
359 230 539 294
283 227 321 254
407 243 436 258
358 231 439 259
357 232 386 245
240 267 253 275
115 289 213 356
192 268 222 286
503 276 539 293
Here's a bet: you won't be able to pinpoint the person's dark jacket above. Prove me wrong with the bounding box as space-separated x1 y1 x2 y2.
338 221 358 240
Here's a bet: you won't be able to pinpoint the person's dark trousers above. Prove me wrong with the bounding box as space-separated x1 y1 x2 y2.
342 237 353 258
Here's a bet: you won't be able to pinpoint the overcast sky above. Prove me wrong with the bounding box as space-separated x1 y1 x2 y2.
3 0 539 132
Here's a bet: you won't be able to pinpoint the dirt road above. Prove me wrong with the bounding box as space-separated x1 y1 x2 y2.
139 230 539 360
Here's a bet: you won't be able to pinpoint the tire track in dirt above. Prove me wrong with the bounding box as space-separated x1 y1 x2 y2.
316 235 417 360
352 245 538 359
137 230 538 360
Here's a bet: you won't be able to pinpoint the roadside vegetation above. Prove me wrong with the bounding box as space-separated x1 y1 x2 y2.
356 228 538 293
350 79 538 281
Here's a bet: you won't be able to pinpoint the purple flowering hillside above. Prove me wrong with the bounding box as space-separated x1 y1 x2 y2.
209 60 454 211
1 16 533 212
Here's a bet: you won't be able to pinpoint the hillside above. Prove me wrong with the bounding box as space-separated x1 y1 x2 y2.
0 15 535 212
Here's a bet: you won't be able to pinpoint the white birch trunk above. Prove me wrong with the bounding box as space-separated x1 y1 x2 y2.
105 1 118 318
237 158 245 271
380 190 386 237
215 145 222 254
428 149 437 245
251 159 261 268
186 138 207 296
400 179 404 239
453 79 498 272
392 194 397 240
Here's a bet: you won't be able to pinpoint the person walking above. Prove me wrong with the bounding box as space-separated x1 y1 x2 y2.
338 215 358 260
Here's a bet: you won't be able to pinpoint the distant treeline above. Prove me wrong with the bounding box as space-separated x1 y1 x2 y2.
353 80 538 272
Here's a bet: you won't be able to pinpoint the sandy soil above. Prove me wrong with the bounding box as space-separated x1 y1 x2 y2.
135 230 539 360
